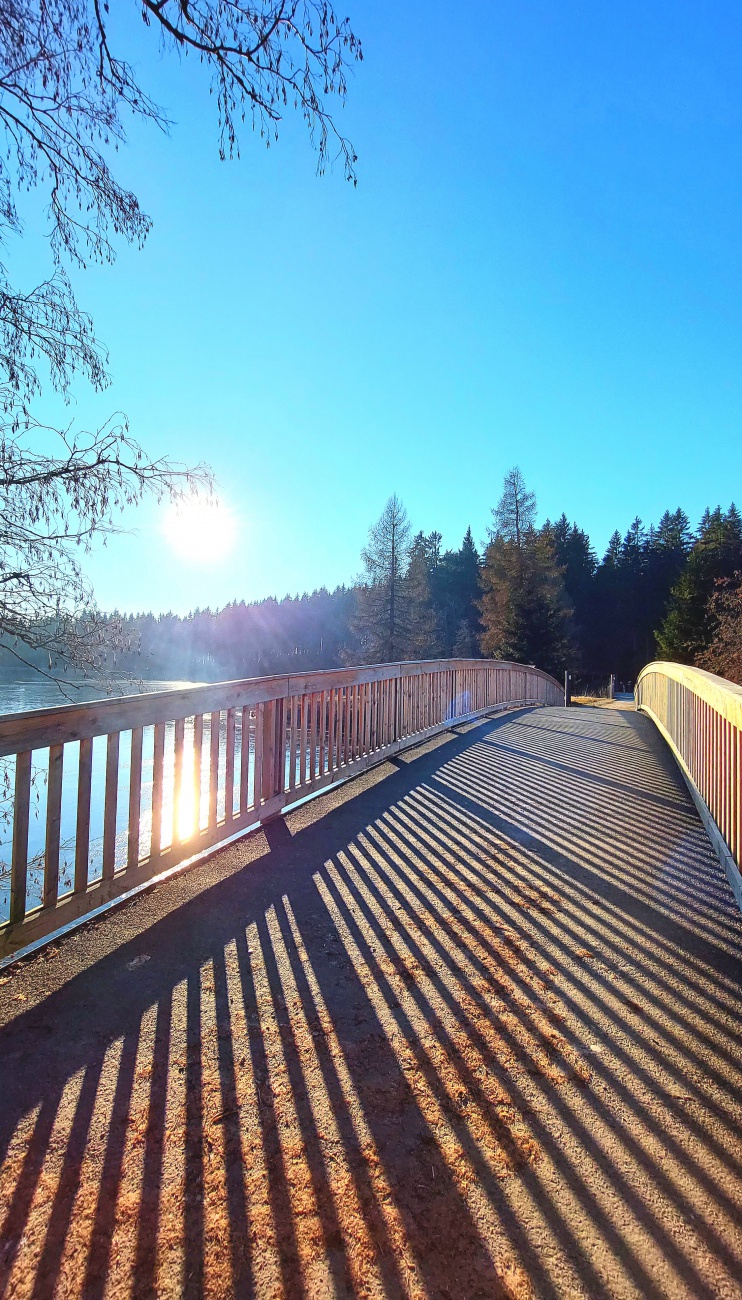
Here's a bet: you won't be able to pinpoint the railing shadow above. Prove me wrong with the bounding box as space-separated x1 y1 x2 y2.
1 706 741 1298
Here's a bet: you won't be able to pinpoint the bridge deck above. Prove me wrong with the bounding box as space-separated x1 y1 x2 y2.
1 705 741 1300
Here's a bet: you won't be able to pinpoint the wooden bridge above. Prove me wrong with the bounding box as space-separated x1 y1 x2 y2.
0 659 740 1298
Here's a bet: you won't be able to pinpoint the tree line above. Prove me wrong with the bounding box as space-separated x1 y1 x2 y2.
4 467 740 688
351 471 742 685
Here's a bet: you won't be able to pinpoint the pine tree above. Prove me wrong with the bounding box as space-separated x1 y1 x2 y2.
353 495 412 662
434 526 482 655
480 472 572 676
591 530 625 674
452 620 474 657
657 506 742 663
617 517 648 677
489 467 537 548
480 530 572 675
403 533 442 659
550 514 597 667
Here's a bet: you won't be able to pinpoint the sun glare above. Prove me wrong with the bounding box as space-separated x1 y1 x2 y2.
163 496 238 565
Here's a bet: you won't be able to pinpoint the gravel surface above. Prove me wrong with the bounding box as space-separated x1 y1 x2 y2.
0 705 741 1299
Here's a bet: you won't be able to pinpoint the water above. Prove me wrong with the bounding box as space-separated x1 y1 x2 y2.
0 676 205 717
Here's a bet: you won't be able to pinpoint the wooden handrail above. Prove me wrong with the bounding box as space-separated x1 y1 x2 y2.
0 658 562 960
636 661 742 911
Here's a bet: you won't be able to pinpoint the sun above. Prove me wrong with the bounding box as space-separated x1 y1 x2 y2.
162 495 237 565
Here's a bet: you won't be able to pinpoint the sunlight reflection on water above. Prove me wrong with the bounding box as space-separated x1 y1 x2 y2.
0 678 241 921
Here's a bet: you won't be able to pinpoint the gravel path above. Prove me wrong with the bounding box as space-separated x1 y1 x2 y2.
0 705 741 1299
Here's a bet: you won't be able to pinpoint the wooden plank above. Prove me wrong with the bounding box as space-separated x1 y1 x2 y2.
225 708 236 825
254 703 264 805
357 683 364 755
342 685 351 766
382 678 388 745
360 684 369 759
209 711 220 830
318 691 327 778
327 690 335 773
308 693 318 783
74 738 93 894
260 700 273 804
44 745 63 908
173 717 185 843
337 686 348 764
333 688 340 766
296 694 307 786
328 689 337 774
288 696 298 792
371 680 378 749
9 751 32 924
272 702 284 790
334 688 343 770
240 707 251 814
379 680 386 748
128 727 143 871
193 714 204 832
150 723 166 861
407 673 413 736
356 681 363 754
102 731 120 881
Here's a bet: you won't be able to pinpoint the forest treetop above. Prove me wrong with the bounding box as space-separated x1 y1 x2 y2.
10 470 739 690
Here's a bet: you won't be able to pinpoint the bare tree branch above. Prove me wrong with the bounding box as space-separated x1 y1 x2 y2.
0 0 361 678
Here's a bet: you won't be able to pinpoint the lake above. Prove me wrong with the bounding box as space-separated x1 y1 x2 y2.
0 675 207 717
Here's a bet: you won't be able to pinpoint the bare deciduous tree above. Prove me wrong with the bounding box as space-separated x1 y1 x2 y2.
697 574 742 685
0 408 211 678
0 0 362 676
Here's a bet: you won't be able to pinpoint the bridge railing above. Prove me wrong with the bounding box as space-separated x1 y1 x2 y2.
636 661 742 907
0 658 563 959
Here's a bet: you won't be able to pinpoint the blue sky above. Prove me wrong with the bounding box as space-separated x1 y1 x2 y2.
17 0 742 614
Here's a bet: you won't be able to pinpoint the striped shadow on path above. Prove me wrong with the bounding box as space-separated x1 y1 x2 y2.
0 704 740 1300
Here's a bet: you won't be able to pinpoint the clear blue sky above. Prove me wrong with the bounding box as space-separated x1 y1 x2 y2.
19 0 742 614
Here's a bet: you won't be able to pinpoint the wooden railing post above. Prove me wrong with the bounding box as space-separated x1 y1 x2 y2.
274 697 286 797
9 752 31 925
261 699 275 804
